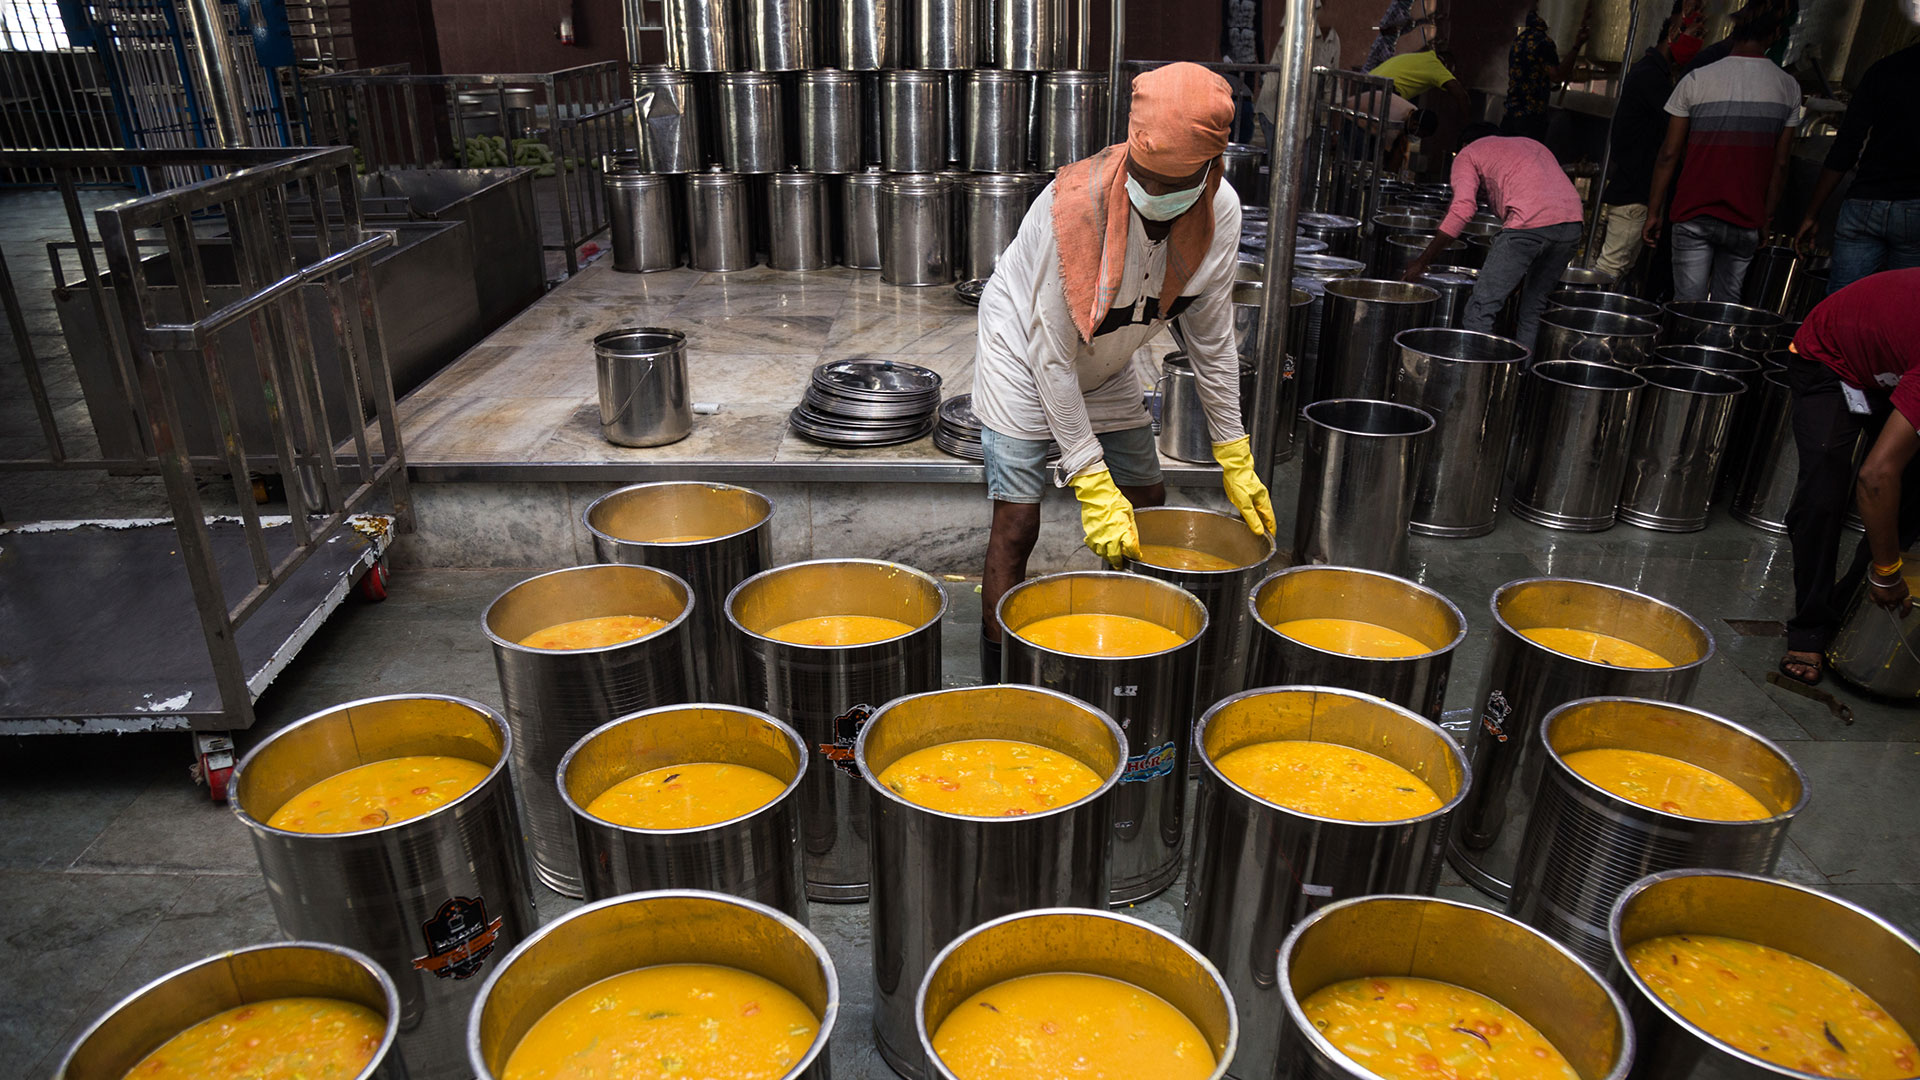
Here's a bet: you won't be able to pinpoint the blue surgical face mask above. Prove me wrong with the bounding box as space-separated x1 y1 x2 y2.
1126 163 1209 222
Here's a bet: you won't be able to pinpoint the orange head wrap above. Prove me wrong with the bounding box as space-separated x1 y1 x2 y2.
1127 62 1234 176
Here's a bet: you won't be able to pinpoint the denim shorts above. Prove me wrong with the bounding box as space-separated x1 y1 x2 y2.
981 425 1162 504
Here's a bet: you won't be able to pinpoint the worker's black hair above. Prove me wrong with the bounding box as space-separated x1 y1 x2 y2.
1731 0 1798 42
1410 108 1441 138
1460 121 1502 146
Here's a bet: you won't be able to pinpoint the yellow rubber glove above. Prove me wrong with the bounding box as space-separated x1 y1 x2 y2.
1213 435 1276 536
1068 467 1142 567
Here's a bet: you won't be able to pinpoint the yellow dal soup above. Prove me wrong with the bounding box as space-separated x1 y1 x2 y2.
764 615 918 646
1302 977 1579 1080
931 972 1215 1079
502 963 818 1080
1213 740 1443 821
878 738 1103 817
269 755 489 833
1562 748 1771 821
650 534 715 542
1136 544 1242 572
1520 627 1673 668
122 997 384 1080
519 614 670 650
586 762 789 829
1273 617 1432 658
1015 613 1186 657
1628 935 1919 1079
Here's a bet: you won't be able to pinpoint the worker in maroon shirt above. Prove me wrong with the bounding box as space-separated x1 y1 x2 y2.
1779 268 1920 685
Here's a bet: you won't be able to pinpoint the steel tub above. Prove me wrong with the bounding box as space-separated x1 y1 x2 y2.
1510 360 1647 532
633 66 703 174
1660 299 1783 361
664 0 734 71
717 72 785 174
1391 326 1530 537
1124 506 1277 723
880 173 955 286
768 171 834 271
1561 266 1616 290
1616 365 1745 532
958 172 1029 281
605 167 677 273
1314 278 1438 402
1290 254 1367 404
1536 307 1660 369
880 70 945 173
1417 265 1478 328
1296 211 1361 259
797 69 863 174
840 167 885 269
1549 287 1661 322
688 169 755 271
913 0 974 67
1294 398 1433 574
994 0 1062 70
1730 369 1795 533
840 0 900 68
1827 577 1920 698
1382 232 1465 278
1035 71 1106 169
594 327 693 448
744 0 811 69
962 69 1029 172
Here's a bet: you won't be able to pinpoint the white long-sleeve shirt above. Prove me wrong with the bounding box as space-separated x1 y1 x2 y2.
973 183 1245 482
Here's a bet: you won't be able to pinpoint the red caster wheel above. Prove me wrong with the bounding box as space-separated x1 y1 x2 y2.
358 559 390 602
193 732 237 803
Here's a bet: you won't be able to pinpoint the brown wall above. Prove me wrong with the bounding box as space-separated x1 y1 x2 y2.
431 0 627 74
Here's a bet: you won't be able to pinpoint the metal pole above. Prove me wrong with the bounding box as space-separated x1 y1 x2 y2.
181 0 251 147
1583 0 1641 258
1075 0 1091 67
1106 0 1126 142
1250 0 1315 485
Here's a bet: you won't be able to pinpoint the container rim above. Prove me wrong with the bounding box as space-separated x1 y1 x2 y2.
465 888 838 1080
1661 299 1785 328
1539 696 1809 824
1657 342 1762 366
1193 685 1472 827
854 683 1130 823
54 940 401 1080
555 702 809 836
481 563 697 654
581 480 773 548
1608 868 1920 1078
1547 288 1659 312
1245 564 1469 659
1528 360 1650 393
1297 211 1361 229
592 325 687 352
1301 397 1438 438
1393 326 1529 366
1323 277 1442 305
995 569 1211 662
724 557 952 648
718 70 779 83
1538 307 1660 336
913 906 1239 1080
1636 364 1747 396
229 692 514 840
1127 505 1278 576
769 171 824 184
1488 576 1716 673
801 67 862 81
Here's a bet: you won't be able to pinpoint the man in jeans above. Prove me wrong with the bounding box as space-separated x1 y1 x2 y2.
1590 13 1695 282
1642 6 1801 301
1401 123 1584 351
1793 43 1920 295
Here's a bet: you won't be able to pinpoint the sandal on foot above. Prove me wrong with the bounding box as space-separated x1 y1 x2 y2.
1777 651 1824 687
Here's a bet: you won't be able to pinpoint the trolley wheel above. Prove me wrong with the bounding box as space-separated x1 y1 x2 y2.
358 559 390 602
193 732 237 803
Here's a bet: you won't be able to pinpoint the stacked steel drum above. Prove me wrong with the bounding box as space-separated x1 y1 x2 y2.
790 357 943 445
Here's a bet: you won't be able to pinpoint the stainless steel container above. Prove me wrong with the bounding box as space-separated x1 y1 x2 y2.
55 941 404 1080
1611 870 1920 1080
1296 211 1362 259
1035 71 1107 169
1661 299 1783 361
1450 577 1714 901
1549 287 1661 322
1314 279 1439 402
841 167 885 268
1391 326 1530 537
1228 276 1313 465
1740 243 1805 315
1368 210 1440 272
1246 567 1467 722
1156 352 1215 463
1616 365 1746 532
1382 232 1465 278
1417 265 1478 328
1455 218 1501 267
1294 398 1434 573
1826 578 1920 697
605 166 678 273
632 66 702 174
744 0 811 69
1221 142 1264 206
230 696 536 1077
583 481 773 703
468 890 836 1080
768 171 834 270
558 704 808 917
958 172 1029 280
999 571 1207 904
797 69 863 173
728 558 947 901
594 327 694 447
665 0 734 71
880 173 955 286
1511 698 1807 968
860 684 1125 1078
840 0 900 68
485 565 697 895
717 73 785 175
1561 266 1615 290
1536 307 1661 368
1510 360 1648 532
1124 506 1276 723
881 70 946 173
918 908 1238 1080
962 69 1029 172
688 169 756 271
1187 688 1471 1077
1292 254 1368 403
994 0 1062 70
914 0 975 67
1731 369 1795 533
1279 895 1635 1080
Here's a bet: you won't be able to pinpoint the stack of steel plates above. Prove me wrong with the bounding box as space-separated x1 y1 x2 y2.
955 279 985 306
789 358 942 447
934 393 1059 462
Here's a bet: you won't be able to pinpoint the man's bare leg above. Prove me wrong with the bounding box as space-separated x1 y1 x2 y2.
982 500 1042 643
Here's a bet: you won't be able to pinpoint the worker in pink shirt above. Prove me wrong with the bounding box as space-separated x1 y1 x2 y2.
1401 122 1585 351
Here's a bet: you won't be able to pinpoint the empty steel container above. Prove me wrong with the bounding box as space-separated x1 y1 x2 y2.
1291 254 1367 403
1294 398 1434 574
840 0 901 68
963 69 1029 172
1278 895 1635 1080
1246 566 1467 722
558 704 808 917
880 173 955 286
959 172 1030 280
1616 365 1746 532
1612 870 1919 1079
914 0 974 67
1510 360 1648 532
1156 352 1216 463
1450 577 1713 901
995 0 1062 69
230 695 536 1077
797 69 863 173
664 0 734 71
1826 578 1920 697
1391 326 1530 537
768 171 834 271
728 558 947 901
881 70 946 173
632 66 702 174
717 72 784 174
1661 299 1783 361
1296 211 1362 259
841 167 886 269
744 0 811 69
859 684 1125 1079
1418 265 1478 328
1510 698 1807 968
1382 232 1465 278
1000 570 1207 903
583 481 773 702
1228 275 1313 464
605 166 678 273
688 169 755 271
1314 279 1439 402
1123 506 1276 723
1731 369 1795 533
55 942 403 1080
918 909 1238 1080
1536 307 1660 368
1549 287 1661 322
1035 71 1106 169
468 890 837 1080
1221 142 1264 206
485 565 696 895
594 327 693 448
1187 688 1471 1075
1560 266 1615 290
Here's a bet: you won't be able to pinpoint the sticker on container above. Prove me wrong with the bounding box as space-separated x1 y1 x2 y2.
1113 685 1139 698
412 895 503 981
818 703 875 779
1301 883 1334 897
1479 690 1512 744
1120 740 1178 783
